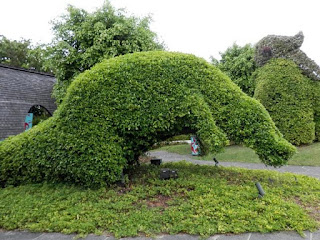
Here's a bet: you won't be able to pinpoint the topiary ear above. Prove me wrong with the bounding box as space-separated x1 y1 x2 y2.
293 31 304 49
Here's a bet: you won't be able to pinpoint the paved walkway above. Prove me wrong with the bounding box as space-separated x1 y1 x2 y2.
1 150 319 240
151 151 320 180
0 231 320 240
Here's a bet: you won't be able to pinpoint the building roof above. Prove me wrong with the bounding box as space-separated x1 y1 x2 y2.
0 63 55 77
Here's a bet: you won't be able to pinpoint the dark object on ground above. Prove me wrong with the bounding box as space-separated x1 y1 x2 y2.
151 158 162 165
255 182 265 198
160 168 178 180
213 157 219 166
115 172 126 187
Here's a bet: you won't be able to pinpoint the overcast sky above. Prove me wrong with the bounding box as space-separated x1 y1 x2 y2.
0 0 319 64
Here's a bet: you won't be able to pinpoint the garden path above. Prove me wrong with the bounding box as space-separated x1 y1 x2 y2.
150 150 320 180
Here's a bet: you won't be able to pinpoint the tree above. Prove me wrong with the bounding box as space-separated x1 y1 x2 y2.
49 1 165 104
0 35 52 72
0 35 30 68
212 43 256 96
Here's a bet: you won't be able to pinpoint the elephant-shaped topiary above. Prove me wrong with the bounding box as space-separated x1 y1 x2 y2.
0 51 295 187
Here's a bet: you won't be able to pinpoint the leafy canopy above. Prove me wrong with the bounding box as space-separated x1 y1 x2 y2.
211 43 256 96
0 35 50 72
49 1 164 104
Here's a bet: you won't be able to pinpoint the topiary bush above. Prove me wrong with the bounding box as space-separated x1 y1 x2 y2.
0 51 295 187
254 59 320 145
313 80 320 141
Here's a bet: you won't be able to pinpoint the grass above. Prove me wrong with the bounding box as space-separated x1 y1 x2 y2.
0 162 319 238
153 142 320 166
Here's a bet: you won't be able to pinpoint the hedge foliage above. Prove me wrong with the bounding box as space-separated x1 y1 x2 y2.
0 52 295 187
254 59 320 145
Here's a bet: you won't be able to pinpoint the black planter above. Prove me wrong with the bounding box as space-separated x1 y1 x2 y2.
151 158 162 165
160 168 178 180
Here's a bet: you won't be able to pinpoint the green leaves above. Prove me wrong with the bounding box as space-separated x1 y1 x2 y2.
254 59 320 145
0 36 51 72
0 163 319 238
214 43 257 96
0 51 295 187
49 1 164 104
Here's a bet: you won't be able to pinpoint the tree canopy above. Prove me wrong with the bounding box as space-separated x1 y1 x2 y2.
212 43 256 96
49 1 164 104
0 35 50 72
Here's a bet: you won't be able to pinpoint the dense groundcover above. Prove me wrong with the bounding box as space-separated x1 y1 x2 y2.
0 51 295 187
254 59 320 145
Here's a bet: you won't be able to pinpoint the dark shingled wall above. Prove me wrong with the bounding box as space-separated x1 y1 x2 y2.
0 64 56 140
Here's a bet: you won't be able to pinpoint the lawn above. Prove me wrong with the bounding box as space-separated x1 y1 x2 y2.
153 142 320 166
0 162 319 238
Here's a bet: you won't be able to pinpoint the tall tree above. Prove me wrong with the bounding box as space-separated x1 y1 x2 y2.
0 35 30 68
0 35 51 72
212 43 256 96
49 1 164 104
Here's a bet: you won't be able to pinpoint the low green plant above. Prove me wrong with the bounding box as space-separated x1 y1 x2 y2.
0 51 295 187
254 59 320 145
0 162 319 238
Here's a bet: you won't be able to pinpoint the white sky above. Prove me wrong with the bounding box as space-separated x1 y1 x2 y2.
0 0 319 64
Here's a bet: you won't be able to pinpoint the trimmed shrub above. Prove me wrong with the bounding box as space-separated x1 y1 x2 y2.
254 59 320 145
311 80 320 141
0 52 295 187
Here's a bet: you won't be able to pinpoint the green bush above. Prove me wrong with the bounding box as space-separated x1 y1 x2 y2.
0 51 295 187
254 59 320 145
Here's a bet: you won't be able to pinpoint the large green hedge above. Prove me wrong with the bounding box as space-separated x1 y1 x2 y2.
254 59 320 145
0 52 295 187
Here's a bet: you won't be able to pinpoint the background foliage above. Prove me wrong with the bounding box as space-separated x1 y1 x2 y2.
0 52 295 187
254 59 320 145
0 35 51 72
211 43 256 96
49 1 164 104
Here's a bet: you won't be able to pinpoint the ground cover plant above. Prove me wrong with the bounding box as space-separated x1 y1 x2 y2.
154 142 320 166
0 51 295 187
0 162 319 238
